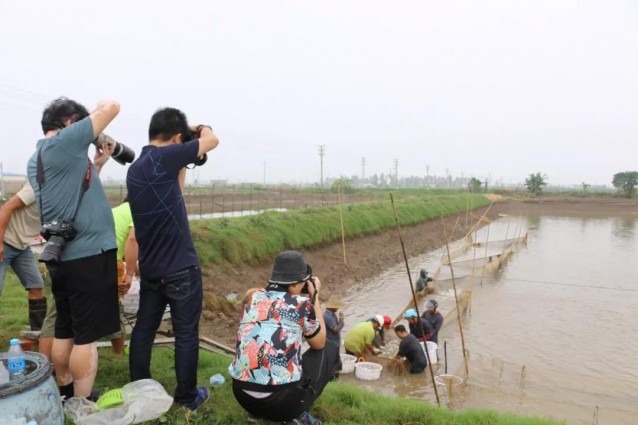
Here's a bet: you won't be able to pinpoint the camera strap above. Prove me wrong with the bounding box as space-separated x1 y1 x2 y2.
36 146 92 225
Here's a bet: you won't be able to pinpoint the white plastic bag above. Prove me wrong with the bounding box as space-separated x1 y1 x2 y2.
64 379 173 425
122 277 140 315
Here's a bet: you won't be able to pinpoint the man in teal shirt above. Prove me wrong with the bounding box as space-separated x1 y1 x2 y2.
27 97 121 400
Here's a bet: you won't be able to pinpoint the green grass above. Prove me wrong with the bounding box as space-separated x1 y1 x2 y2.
1 273 562 425
191 193 492 266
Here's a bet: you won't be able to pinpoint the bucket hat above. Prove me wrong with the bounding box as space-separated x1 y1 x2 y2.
325 295 344 309
268 250 312 285
426 299 438 309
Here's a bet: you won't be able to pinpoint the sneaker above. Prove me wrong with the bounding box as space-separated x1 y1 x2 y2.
183 387 209 412
88 389 102 403
283 411 322 425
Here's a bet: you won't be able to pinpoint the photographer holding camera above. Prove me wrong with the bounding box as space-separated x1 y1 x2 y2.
126 107 219 412
229 250 339 425
26 97 123 400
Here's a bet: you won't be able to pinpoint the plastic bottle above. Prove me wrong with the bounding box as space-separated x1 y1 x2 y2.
7 338 26 380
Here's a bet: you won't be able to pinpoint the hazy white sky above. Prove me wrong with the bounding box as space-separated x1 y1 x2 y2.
1 0 636 186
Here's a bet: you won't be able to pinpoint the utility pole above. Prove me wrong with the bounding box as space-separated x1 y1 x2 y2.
426 164 430 185
446 168 450 188
393 159 399 187
318 145 325 189
263 161 266 186
361 157 366 180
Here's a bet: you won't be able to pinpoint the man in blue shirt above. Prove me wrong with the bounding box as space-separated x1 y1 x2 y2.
26 97 121 399
127 107 219 412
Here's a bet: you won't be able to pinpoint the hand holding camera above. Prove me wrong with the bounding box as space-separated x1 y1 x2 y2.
305 276 321 300
94 133 135 165
183 124 213 167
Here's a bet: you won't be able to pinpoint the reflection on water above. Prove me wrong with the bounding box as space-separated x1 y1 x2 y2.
188 208 286 220
338 214 638 425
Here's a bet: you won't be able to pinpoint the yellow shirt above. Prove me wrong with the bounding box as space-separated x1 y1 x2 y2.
344 321 375 354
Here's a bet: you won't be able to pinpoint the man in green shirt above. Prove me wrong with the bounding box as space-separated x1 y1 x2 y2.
343 315 383 358
109 199 138 354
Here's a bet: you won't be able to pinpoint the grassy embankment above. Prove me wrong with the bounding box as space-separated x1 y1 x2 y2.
190 192 491 267
0 192 562 424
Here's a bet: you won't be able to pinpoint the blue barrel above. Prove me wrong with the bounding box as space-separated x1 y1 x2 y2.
0 351 63 425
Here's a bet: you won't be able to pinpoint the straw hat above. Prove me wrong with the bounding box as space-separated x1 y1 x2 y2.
325 295 344 309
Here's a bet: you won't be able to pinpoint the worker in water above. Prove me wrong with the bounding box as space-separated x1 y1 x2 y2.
416 268 433 292
343 315 383 358
393 324 427 374
403 308 433 343
368 314 392 349
421 299 444 344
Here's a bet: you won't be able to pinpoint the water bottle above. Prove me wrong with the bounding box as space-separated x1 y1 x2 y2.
7 338 26 380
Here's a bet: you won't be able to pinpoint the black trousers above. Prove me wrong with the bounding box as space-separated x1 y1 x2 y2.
233 343 339 422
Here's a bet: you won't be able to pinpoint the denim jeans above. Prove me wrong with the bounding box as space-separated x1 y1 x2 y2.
0 243 45 296
129 266 202 405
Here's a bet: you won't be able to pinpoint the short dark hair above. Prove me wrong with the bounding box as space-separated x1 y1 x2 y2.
148 107 191 142
41 97 89 133
394 324 407 333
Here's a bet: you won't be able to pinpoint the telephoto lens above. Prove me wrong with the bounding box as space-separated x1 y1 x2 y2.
95 133 135 165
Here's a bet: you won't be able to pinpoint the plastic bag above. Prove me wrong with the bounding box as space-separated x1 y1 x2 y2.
122 277 140 315
64 379 173 425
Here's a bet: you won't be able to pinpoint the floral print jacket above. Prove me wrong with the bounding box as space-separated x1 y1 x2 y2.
228 289 320 385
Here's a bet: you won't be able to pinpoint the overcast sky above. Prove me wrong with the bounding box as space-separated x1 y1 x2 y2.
1 0 636 187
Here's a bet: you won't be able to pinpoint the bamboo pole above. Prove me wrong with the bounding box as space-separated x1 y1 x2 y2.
441 216 470 378
479 223 491 286
338 186 347 267
465 202 493 239
389 193 441 406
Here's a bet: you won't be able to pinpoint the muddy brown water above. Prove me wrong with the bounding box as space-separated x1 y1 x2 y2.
336 211 638 425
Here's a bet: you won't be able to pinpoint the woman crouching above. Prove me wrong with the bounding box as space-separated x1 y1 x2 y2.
228 250 338 425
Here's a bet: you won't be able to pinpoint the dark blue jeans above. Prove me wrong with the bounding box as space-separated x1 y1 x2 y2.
129 266 202 405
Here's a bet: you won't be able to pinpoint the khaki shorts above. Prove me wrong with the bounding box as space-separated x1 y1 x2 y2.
40 298 126 340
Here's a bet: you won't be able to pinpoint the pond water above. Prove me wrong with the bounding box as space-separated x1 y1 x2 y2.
337 212 638 425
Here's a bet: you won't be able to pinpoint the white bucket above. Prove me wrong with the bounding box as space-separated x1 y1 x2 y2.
340 354 356 373
420 341 438 364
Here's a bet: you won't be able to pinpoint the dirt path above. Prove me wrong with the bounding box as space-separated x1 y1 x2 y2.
198 196 638 347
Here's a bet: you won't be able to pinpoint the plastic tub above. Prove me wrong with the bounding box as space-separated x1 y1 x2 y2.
0 352 63 425
340 354 357 373
354 362 382 380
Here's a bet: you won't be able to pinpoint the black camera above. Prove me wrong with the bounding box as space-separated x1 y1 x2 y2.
183 130 208 167
301 277 316 295
95 133 135 165
39 220 78 264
